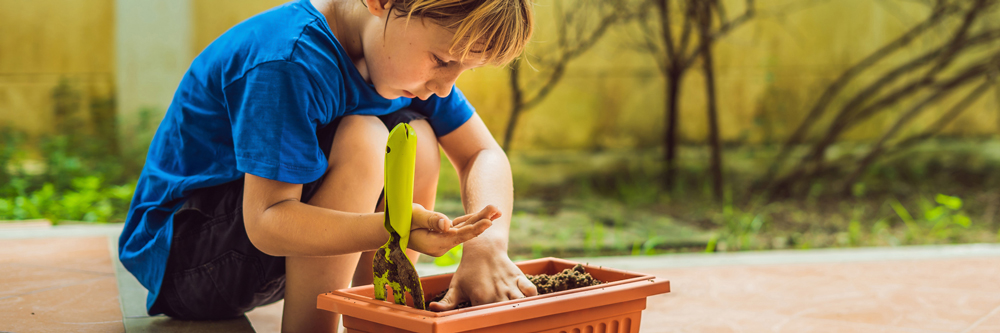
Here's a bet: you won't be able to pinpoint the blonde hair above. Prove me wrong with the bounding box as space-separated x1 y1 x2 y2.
391 0 534 66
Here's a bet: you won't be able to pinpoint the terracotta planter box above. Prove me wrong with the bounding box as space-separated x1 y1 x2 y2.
317 257 670 333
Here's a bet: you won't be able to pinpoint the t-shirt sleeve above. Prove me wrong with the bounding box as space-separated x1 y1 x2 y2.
224 61 333 184
408 85 475 137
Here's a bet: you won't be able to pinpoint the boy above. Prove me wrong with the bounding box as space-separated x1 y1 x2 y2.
118 0 536 331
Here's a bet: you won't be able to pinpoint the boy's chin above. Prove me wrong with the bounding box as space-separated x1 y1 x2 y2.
373 86 407 100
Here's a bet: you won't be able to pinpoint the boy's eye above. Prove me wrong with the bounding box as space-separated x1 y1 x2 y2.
432 54 449 67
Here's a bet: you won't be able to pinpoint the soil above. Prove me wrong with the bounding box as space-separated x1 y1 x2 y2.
425 264 603 311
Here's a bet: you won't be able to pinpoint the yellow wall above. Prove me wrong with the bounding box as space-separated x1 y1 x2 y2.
0 0 115 137
2 0 997 150
457 0 1000 149
192 0 289 55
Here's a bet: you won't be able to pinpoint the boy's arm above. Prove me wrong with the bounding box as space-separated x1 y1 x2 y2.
243 174 390 257
242 174 484 257
432 113 538 310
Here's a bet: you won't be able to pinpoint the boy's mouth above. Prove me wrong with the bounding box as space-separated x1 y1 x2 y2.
401 90 416 98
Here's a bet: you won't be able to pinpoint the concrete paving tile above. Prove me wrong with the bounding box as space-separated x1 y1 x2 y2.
0 236 115 274
638 302 939 333
0 275 123 333
0 263 111 299
776 317 945 333
124 315 255 332
246 299 284 333
872 285 1000 331
965 305 1000 332
640 258 1000 333
106 236 153 319
804 258 1000 294
639 297 789 332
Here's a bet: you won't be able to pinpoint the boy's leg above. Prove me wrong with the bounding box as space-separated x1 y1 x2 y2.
352 118 441 286
282 115 389 333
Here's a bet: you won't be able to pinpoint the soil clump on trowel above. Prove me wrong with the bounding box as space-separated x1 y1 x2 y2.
425 264 603 310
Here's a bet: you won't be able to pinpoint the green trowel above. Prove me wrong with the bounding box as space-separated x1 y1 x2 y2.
372 123 426 309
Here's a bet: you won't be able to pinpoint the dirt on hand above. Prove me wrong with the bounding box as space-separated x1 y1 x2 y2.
425 264 603 311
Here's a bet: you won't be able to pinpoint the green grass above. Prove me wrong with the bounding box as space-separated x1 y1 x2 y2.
5 125 999 260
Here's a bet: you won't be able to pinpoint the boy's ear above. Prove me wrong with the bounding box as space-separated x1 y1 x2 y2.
364 0 393 17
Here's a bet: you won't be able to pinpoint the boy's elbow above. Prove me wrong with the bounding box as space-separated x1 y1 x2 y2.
242 202 282 257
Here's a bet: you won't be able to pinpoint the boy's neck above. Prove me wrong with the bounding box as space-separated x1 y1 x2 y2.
311 0 373 82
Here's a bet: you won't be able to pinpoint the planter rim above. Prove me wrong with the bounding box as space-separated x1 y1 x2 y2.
330 257 651 316
318 257 671 332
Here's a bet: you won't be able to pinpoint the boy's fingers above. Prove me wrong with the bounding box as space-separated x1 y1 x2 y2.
517 275 538 297
452 205 502 227
427 212 451 231
429 286 466 312
411 205 452 231
437 218 450 231
408 218 492 256
448 219 493 245
476 205 502 221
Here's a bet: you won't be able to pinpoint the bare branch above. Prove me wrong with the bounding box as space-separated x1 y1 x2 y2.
677 1 695 61
556 0 568 49
656 0 678 60
713 0 728 29
849 50 1000 127
758 4 978 190
639 13 669 74
773 52 999 195
567 11 623 58
886 78 995 157
522 6 625 108
682 0 755 70
713 0 755 40
841 76 995 193
923 0 991 77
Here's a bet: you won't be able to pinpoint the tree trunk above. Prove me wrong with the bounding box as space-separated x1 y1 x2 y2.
698 0 724 202
503 59 524 151
664 68 682 190
655 0 678 191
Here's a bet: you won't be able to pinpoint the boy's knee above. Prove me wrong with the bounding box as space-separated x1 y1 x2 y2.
328 115 389 181
409 119 441 184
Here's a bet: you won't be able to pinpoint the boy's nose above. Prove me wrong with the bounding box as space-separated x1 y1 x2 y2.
425 81 451 99
426 72 461 98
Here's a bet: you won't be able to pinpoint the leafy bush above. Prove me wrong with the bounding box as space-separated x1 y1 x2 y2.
0 176 135 223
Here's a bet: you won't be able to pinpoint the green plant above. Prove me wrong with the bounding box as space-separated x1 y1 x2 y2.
847 219 862 246
924 194 971 240
704 235 718 253
871 217 899 246
583 221 606 254
713 202 766 252
888 194 971 243
0 176 134 223
889 198 919 242
640 235 664 255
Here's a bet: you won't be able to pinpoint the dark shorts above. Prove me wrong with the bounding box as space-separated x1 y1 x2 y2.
150 109 427 320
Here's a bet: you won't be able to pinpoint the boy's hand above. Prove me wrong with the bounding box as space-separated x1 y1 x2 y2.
429 250 538 311
407 205 500 257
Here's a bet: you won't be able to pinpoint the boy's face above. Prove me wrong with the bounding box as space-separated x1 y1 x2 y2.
363 6 486 101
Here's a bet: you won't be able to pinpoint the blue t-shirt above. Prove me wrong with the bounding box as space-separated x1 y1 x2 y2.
118 0 475 313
